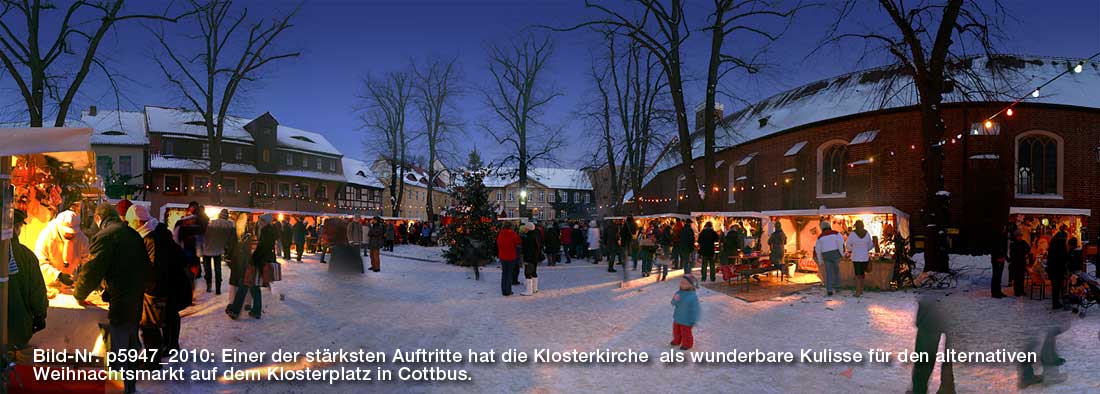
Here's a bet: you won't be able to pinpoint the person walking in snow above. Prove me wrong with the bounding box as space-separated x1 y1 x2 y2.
814 221 845 297
496 223 522 296
368 216 385 272
845 220 875 297
1009 230 1031 297
384 221 395 252
696 222 719 282
293 218 307 262
769 225 787 273
227 214 275 319
1048 225 1069 310
586 220 601 264
603 220 620 273
670 275 700 351
128 204 190 362
559 222 573 264
520 223 541 296
202 209 235 294
639 222 659 277
677 219 696 274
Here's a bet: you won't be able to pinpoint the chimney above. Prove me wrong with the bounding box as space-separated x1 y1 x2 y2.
88 105 97 116
693 102 724 130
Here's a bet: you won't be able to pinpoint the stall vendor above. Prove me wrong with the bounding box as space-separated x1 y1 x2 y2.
34 209 89 287
8 209 49 349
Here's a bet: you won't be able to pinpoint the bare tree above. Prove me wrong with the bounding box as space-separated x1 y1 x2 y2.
359 71 413 217
0 0 187 127
151 0 300 204
700 0 801 209
584 28 670 215
821 0 1006 272
482 35 563 218
412 56 461 219
555 0 701 210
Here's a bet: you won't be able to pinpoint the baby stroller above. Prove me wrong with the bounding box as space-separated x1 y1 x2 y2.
1062 271 1100 318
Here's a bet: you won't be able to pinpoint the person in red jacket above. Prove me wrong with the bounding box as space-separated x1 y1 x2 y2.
560 223 573 264
496 223 522 296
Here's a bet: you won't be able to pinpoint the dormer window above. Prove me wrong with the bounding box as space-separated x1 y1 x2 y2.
102 130 126 136
291 136 315 143
185 120 206 126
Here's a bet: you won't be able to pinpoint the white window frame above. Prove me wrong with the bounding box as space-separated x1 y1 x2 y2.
496 191 503 201
816 139 849 199
1014 130 1064 199
508 191 515 202
223 177 238 194
285 152 293 166
118 155 132 177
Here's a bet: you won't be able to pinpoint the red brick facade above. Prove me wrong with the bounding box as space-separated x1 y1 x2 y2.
631 103 1100 253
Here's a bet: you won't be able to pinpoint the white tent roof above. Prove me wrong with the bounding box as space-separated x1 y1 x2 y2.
1010 207 1090 217
691 211 767 219
0 128 92 156
762 206 910 220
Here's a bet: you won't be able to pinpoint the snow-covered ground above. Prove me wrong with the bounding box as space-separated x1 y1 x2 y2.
134 248 1100 393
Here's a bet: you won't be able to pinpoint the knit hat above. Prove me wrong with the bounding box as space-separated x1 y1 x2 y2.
683 274 698 289
129 204 152 221
55 210 80 236
115 199 133 218
525 222 536 232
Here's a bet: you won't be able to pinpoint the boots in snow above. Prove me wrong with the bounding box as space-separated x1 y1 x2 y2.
521 279 534 296
533 278 539 293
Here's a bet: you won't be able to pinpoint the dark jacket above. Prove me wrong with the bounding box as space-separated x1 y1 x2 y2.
522 231 541 263
8 241 48 348
75 217 151 325
253 224 279 267
144 222 193 311
677 225 695 250
1009 239 1031 267
721 230 741 260
1047 230 1068 274
619 223 633 247
697 228 719 256
280 221 293 241
544 226 560 251
368 221 385 250
229 232 253 287
602 223 620 249
1068 248 1085 273
293 221 307 244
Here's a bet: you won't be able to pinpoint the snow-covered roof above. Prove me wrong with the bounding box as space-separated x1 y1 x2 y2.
784 141 807 156
278 125 340 156
969 154 1000 160
144 106 253 142
782 168 798 174
849 130 879 145
276 169 347 183
82 110 147 146
150 156 258 173
342 157 384 188
735 175 748 181
642 55 1100 187
484 167 593 190
848 159 873 166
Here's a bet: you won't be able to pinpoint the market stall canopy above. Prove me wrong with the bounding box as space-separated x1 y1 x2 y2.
1009 207 1091 217
0 127 92 156
638 213 691 219
382 216 420 221
691 211 767 219
762 206 910 220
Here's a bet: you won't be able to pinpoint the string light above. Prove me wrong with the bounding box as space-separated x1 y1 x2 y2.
987 52 1099 123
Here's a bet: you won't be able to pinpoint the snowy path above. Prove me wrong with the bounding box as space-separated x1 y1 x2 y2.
140 247 1100 393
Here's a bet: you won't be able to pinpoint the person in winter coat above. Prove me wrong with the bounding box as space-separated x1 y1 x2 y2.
769 226 787 271
603 220 620 273
34 209 89 287
696 223 719 281
544 222 561 266
279 218 293 260
990 223 1010 299
559 224 573 264
586 221 600 263
384 221 396 252
128 204 191 361
173 206 204 282
677 220 696 274
814 221 845 296
228 214 276 319
520 223 541 296
75 204 150 394
670 275 700 350
496 223 522 296
1009 230 1031 297
368 217 385 272
624 216 639 270
639 223 659 276
201 209 235 294
346 217 364 254
845 220 875 297
1047 225 1069 310
293 218 308 262
671 220 684 269
7 209 48 349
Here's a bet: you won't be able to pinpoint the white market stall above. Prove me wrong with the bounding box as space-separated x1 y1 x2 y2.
763 206 910 274
691 211 772 255
1008 206 1090 260
0 127 121 391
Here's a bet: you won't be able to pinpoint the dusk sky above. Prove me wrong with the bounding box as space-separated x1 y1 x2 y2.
17 0 1099 167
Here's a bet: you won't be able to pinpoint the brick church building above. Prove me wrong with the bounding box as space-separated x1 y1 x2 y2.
628 55 1100 254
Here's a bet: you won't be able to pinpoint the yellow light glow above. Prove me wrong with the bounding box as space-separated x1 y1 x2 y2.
983 120 993 129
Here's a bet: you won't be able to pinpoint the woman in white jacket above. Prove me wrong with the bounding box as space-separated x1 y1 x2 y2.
814 221 845 296
845 220 876 297
587 221 601 263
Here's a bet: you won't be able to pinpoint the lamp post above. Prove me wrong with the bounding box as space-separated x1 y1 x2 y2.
519 188 528 219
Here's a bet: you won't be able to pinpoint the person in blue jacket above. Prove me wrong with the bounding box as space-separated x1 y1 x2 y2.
671 275 701 350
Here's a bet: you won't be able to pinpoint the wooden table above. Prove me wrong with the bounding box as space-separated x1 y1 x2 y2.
814 258 895 290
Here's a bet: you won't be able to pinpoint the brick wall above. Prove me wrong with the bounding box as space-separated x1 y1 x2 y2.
632 103 1100 251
